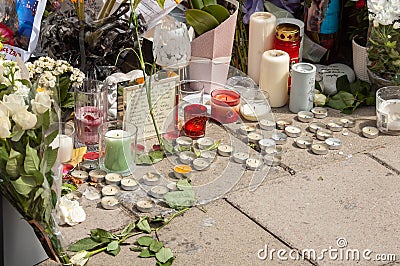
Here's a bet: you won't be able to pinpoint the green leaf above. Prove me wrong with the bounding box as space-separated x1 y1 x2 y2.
119 221 135 237
11 176 37 196
43 148 58 173
186 9 220 35
150 240 164 253
90 228 115 243
155 0 165 8
205 139 220 151
0 148 9 161
155 247 173 264
326 91 355 110
107 240 120 253
149 150 164 164
61 92 75 108
58 76 71 102
163 139 174 154
137 236 154 247
164 189 196 210
138 248 155 258
157 257 174 266
190 0 204 9
176 179 192 191
24 143 40 174
136 154 153 165
107 244 121 256
202 5 230 24
336 75 351 93
203 0 217 5
130 246 143 252
68 237 104 252
44 128 58 146
34 187 43 200
6 148 23 178
365 95 375 105
42 110 50 131
136 217 152 233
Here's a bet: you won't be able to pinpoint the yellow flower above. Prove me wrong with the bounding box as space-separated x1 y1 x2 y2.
36 87 46 93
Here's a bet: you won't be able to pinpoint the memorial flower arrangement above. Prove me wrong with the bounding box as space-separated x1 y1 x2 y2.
0 58 70 264
367 0 400 83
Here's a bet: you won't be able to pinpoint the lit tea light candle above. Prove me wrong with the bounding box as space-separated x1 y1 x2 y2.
142 172 161 186
311 107 328 119
247 132 263 144
176 136 193 147
327 122 343 132
325 138 342 150
89 169 107 183
149 186 169 199
258 138 276 151
316 128 333 140
259 119 276 131
200 150 217 162
80 160 98 172
362 126 379 139
239 125 257 135
271 132 288 145
192 158 211 171
179 151 197 165
136 199 155 213
233 152 250 164
284 125 302 138
211 89 241 124
101 185 120 197
263 155 282 167
339 117 356 128
246 158 263 170
311 143 329 155
276 119 292 130
105 173 122 185
173 165 192 179
120 178 139 191
101 196 120 210
104 129 134 173
295 136 313 149
196 137 215 150
70 170 89 182
217 144 233 157
264 146 284 156
297 111 314 123
309 122 327 133
167 182 178 191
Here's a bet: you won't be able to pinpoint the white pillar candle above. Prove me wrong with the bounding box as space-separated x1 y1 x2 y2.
248 12 277 84
289 63 316 113
259 50 290 107
50 134 74 163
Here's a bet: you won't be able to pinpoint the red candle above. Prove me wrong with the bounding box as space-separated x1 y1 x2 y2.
211 89 241 124
183 104 208 139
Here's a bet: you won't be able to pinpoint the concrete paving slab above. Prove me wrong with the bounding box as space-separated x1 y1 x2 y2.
226 153 400 265
369 144 400 174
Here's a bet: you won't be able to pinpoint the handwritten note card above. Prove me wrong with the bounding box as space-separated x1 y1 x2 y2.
122 75 179 140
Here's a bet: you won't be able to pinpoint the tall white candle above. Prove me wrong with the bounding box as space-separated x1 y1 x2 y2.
259 50 290 107
50 134 73 163
247 12 277 85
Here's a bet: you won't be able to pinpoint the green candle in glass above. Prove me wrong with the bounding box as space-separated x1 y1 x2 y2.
104 130 133 172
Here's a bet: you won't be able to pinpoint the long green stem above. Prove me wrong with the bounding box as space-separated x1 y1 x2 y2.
154 208 190 240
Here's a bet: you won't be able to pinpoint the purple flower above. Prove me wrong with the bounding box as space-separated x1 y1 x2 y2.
267 0 301 15
242 0 264 24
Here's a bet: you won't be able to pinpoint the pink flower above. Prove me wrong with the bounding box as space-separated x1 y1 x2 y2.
0 23 15 45
356 0 366 9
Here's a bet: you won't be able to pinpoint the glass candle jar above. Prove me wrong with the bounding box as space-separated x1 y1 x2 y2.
376 86 400 135
211 89 241 124
274 23 301 66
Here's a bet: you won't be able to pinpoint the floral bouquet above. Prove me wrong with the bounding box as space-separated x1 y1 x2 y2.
0 58 70 264
367 0 400 84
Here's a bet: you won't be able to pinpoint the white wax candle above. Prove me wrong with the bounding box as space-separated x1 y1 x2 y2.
284 126 302 138
101 185 120 197
246 158 263 170
50 134 73 163
248 12 276 84
339 117 356 128
239 103 270 122
179 151 197 165
192 158 211 171
327 122 343 132
149 186 169 199
259 50 290 107
101 196 120 210
196 137 214 149
70 170 88 181
258 138 276 151
311 107 328 119
325 138 342 150
316 128 333 140
121 178 138 191
311 143 329 155
297 111 314 123
176 136 193 147
233 152 249 164
89 169 107 183
247 132 263 144
309 122 326 133
239 125 256 135
136 199 154 213
217 144 233 157
362 126 379 139
271 132 288 145
259 119 276 131
142 172 161 186
105 173 122 185
295 136 313 149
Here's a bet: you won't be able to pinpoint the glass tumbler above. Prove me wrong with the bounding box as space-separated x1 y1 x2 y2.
376 86 400 135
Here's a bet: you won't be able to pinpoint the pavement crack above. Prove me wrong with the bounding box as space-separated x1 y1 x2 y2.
223 198 317 265
366 153 400 175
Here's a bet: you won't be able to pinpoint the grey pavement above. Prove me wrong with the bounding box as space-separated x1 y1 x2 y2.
43 106 400 265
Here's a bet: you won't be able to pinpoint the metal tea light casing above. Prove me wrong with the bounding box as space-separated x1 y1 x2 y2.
289 63 316 113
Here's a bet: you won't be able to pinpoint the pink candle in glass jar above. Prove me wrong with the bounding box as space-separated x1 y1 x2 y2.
211 89 241 124
75 106 104 145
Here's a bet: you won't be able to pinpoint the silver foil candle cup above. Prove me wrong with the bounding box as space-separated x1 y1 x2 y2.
101 196 120 210
259 119 276 131
258 138 276 151
276 119 292 130
339 117 356 128
136 199 155 213
233 152 250 164
217 144 233 157
297 111 314 123
295 136 313 149
246 158 263 170
263 146 284 157
179 151 197 165
327 122 343 132
362 126 379 139
176 136 193 147
284 125 302 138
200 150 217 162
101 185 120 197
70 170 89 182
80 160 98 172
325 138 342 150
271 132 288 145
263 154 282 167
239 125 257 135
196 137 215 150
105 173 122 185
247 132 263 144
89 169 107 183
309 122 327 133
316 128 333 140
311 143 329 155
120 178 139 191
142 172 161 186
192 158 211 171
149 186 169 199
311 107 328 119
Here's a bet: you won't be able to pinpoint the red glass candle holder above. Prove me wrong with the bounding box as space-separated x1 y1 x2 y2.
183 104 208 139
211 89 241 124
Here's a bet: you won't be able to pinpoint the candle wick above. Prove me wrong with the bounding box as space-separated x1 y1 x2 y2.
226 96 227 101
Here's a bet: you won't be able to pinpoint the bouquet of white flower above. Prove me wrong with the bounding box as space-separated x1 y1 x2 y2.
0 57 70 264
367 0 400 84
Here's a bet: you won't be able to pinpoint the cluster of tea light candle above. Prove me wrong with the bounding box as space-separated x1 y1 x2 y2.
69 158 180 213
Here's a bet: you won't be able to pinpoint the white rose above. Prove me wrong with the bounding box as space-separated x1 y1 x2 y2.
58 196 86 226
12 110 37 130
1 94 27 116
0 115 11 138
70 251 89 266
31 92 51 114
314 93 327 107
